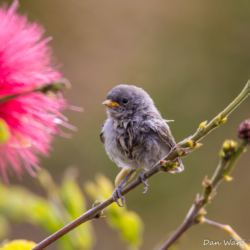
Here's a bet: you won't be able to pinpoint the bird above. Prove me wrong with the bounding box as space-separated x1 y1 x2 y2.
100 85 184 207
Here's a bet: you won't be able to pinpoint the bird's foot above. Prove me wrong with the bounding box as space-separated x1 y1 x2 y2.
112 185 125 207
137 171 149 194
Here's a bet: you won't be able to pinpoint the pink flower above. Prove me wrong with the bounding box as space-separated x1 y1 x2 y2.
0 0 76 181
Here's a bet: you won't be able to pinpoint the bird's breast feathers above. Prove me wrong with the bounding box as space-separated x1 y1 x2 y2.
101 116 176 170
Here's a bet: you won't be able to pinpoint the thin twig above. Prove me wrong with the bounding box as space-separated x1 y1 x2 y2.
32 80 250 250
159 139 248 250
201 218 250 250
0 78 70 104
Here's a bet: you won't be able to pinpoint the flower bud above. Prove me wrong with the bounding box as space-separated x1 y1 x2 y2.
213 115 221 126
223 175 233 181
219 150 226 159
202 176 212 188
187 140 194 148
220 117 227 125
220 140 237 160
193 143 202 149
160 160 178 171
238 119 250 144
92 200 104 218
199 121 207 129
222 140 237 153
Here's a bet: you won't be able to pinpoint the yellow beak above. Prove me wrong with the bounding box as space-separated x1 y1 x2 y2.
102 99 120 107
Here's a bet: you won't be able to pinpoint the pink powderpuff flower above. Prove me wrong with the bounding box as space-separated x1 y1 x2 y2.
0 0 78 182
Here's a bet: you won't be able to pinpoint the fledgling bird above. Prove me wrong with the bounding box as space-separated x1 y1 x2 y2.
101 85 184 207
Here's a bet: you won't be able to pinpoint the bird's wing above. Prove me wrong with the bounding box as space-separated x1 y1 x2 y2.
145 118 184 172
145 118 177 150
100 120 107 143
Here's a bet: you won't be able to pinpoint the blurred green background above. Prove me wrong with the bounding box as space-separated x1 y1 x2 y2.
2 0 250 249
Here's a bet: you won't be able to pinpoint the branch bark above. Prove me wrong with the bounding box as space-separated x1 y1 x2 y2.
32 80 250 250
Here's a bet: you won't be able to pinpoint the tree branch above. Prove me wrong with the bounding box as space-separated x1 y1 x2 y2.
159 139 248 250
32 80 250 250
0 78 71 104
201 218 250 250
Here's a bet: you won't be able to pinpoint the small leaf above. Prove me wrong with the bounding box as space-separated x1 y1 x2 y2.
117 211 143 246
160 160 178 171
85 174 144 248
222 141 230 152
84 181 99 199
193 143 202 149
213 115 222 126
96 174 115 199
199 121 207 129
186 140 194 147
93 200 102 207
223 175 233 181
60 168 86 219
219 150 225 159
220 117 227 125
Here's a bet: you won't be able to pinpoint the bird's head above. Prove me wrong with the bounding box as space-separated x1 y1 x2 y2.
102 85 156 117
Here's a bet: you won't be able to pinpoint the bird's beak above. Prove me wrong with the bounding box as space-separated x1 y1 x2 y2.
102 99 120 107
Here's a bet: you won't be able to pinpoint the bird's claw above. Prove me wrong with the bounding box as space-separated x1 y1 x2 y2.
112 186 125 207
137 171 149 194
113 171 148 206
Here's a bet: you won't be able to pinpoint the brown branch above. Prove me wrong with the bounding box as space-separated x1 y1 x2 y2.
159 139 248 250
0 78 70 104
32 80 250 250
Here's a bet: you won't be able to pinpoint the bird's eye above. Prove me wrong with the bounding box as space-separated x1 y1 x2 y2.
122 98 129 104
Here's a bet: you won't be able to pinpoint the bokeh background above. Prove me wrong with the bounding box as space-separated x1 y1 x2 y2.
2 0 250 249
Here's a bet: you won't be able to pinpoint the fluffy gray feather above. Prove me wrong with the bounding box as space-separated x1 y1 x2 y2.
101 84 184 172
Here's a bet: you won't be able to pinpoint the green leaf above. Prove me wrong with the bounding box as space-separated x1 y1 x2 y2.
85 174 144 248
60 168 86 219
